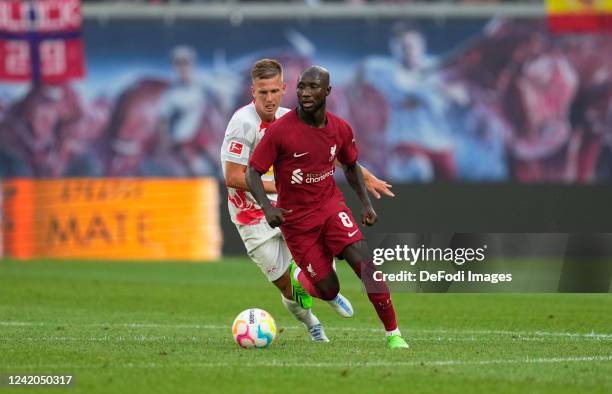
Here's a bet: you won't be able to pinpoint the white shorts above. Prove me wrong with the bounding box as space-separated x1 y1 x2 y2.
247 232 292 282
236 221 292 282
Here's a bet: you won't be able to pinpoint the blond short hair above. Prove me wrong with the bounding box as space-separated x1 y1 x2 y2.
251 59 283 82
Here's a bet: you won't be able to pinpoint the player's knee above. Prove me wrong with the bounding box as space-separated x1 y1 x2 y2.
343 240 369 264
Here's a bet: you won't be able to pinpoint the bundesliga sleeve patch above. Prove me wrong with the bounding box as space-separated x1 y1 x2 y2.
228 141 244 157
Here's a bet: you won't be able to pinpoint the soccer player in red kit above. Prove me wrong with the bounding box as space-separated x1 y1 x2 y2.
246 66 409 349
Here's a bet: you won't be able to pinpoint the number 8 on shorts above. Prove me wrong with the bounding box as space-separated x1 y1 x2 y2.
339 212 354 228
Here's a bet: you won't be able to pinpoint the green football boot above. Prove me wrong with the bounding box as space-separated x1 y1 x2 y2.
289 261 313 310
386 334 409 349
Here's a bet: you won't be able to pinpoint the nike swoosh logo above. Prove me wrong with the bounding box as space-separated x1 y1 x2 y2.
348 229 359 237
293 152 309 158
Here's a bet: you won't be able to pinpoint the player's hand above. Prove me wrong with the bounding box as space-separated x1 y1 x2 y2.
361 206 378 227
264 206 292 228
364 173 394 199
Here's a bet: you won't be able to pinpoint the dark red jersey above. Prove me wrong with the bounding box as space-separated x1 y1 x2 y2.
249 109 358 222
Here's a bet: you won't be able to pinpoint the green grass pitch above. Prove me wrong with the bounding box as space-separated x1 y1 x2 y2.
0 258 611 394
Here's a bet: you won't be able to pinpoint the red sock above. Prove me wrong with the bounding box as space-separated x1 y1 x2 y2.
349 260 398 332
297 269 323 299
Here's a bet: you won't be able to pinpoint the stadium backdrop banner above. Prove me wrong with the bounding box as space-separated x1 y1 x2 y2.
0 0 86 83
0 17 611 183
1 178 222 261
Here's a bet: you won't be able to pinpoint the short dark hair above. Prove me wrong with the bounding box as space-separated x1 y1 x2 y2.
251 59 283 82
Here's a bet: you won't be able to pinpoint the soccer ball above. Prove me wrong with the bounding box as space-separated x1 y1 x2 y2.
231 308 277 349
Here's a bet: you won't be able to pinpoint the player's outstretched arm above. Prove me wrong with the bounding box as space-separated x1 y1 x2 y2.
224 161 277 193
245 165 291 228
360 166 394 199
334 160 394 199
343 162 378 226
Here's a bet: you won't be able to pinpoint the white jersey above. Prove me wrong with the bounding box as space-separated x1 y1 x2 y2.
220 102 290 249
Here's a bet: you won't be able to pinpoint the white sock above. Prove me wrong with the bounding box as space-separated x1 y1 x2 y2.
281 295 320 329
385 328 401 337
292 266 302 281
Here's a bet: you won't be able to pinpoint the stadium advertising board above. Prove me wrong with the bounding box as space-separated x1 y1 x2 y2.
2 178 221 260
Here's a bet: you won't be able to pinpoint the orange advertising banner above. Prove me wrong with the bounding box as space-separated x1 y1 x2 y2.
2 178 221 261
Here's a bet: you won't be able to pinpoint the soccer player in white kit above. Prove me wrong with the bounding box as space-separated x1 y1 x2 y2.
220 59 394 342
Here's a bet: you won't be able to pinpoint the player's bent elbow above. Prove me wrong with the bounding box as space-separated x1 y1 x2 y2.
224 173 240 189
224 174 233 188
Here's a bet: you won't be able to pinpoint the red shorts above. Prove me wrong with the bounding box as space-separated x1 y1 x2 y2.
281 200 363 284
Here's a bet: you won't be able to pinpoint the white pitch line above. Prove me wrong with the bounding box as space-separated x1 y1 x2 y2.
416 328 612 340
0 336 491 343
3 355 612 370
0 321 223 330
1 321 611 340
